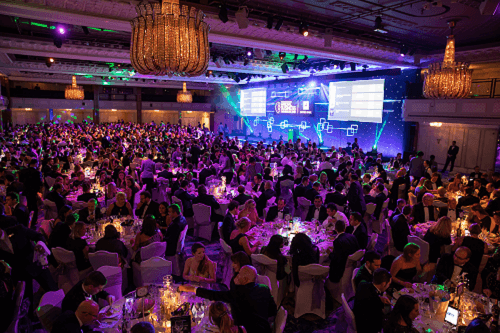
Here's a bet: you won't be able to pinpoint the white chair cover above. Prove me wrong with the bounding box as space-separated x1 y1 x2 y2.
365 203 376 215
408 235 430 265
45 176 56 189
193 203 215 241
366 233 378 251
172 196 183 211
256 274 272 291
39 219 53 238
408 192 417 206
351 267 360 294
296 197 311 221
165 225 188 276
52 247 80 293
267 196 276 207
98 266 123 301
141 242 167 262
294 264 330 319
89 251 120 270
341 293 357 333
275 306 287 333
219 239 233 289
154 178 170 204
140 257 173 286
327 249 365 303
43 199 58 220
264 207 270 222
252 254 286 306
37 289 64 332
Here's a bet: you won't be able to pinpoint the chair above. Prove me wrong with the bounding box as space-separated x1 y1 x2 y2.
98 266 123 301
140 257 173 286
341 293 357 333
39 219 53 238
36 289 64 332
296 197 311 221
193 203 215 241
89 251 120 270
385 219 403 257
366 233 378 251
252 254 285 306
275 306 288 333
256 274 272 291
141 242 167 261
326 249 365 303
351 268 360 295
217 222 224 240
294 264 330 319
6 281 25 333
45 176 56 189
408 235 430 265
165 225 188 276
267 196 276 207
43 199 58 220
154 178 170 204
72 201 87 210
219 239 234 288
364 203 376 234
52 247 81 293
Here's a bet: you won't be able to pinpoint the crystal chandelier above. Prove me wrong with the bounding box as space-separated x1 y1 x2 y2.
65 76 84 100
130 0 210 77
423 21 473 99
177 82 193 103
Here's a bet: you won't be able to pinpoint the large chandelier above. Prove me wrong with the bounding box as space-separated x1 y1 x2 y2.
65 76 84 100
130 0 210 77
177 82 193 103
423 21 472 99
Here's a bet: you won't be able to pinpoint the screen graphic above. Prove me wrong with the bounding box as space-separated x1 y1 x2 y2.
240 88 267 117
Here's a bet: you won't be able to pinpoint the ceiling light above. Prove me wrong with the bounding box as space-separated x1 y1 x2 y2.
246 48 253 59
177 82 193 103
299 23 309 36
274 17 284 31
65 76 84 100
266 15 274 29
374 16 388 34
219 5 229 23
235 7 249 29
279 52 286 61
350 63 356 71
400 45 409 56
45 58 54 67
57 25 66 35
281 63 289 73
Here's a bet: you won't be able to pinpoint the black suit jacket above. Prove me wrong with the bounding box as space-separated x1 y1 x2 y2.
173 188 195 217
476 186 489 199
0 214 18 229
347 181 366 214
199 168 215 186
18 166 43 195
457 195 480 209
353 282 385 333
76 192 97 203
158 170 173 180
353 264 373 290
12 203 30 227
51 310 85 333
325 191 347 206
447 145 459 159
61 280 110 312
234 193 252 206
305 188 319 202
305 204 328 222
392 214 411 252
294 184 307 207
256 189 276 217
78 207 103 224
165 216 187 256
364 194 376 204
266 205 290 222
6 181 24 194
411 202 435 224
193 194 221 220
374 192 387 218
431 253 478 291
196 282 277 333
346 222 368 249
329 232 360 282
221 212 236 243
486 198 500 216
46 191 66 212
252 182 265 193
134 200 160 219
389 175 410 207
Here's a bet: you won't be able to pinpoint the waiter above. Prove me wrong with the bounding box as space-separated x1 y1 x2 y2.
442 141 459 173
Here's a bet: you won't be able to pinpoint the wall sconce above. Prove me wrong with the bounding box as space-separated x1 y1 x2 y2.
25 108 32 111
430 122 442 127
111 109 117 111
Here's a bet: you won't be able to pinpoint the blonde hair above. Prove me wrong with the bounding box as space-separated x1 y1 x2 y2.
235 217 251 230
429 216 452 238
116 191 127 201
244 199 255 210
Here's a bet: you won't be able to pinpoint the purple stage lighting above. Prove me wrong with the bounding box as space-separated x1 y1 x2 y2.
57 26 66 34
309 81 316 87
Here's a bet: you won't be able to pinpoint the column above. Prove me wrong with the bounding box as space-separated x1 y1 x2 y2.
1 77 12 130
93 85 100 124
136 87 142 124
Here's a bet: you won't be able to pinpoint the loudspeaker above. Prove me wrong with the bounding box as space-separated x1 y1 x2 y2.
233 116 239 121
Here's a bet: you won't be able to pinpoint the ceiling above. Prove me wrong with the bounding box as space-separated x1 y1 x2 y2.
0 0 498 86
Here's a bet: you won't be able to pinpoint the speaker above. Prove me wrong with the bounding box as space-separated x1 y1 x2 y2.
233 115 239 121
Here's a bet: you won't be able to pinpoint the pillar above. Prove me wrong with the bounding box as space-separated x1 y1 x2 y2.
93 85 100 124
209 112 215 132
136 87 142 124
1 77 12 130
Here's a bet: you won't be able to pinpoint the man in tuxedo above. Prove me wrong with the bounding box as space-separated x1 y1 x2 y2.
390 199 406 224
373 183 387 219
457 187 480 209
294 176 309 207
256 181 276 217
442 141 460 173
473 179 489 199
165 204 188 257
174 180 195 217
306 195 328 222
305 181 321 202
78 199 102 224
431 247 478 291
46 183 67 212
328 219 360 283
353 251 381 290
5 173 24 194
18 158 43 228
412 193 436 224
388 169 410 209
5 192 30 228
346 212 368 249
61 271 115 312
363 184 376 204
340 161 355 181
52 300 100 333
193 185 223 222
470 166 483 181
222 200 239 243
0 203 17 229
252 173 265 193
76 182 97 203
438 198 462 222
234 186 252 206
353 268 392 333
135 191 160 219
347 174 366 216
492 172 500 189
486 190 500 216
266 197 290 222
325 183 347 206
392 205 413 252
179 266 277 333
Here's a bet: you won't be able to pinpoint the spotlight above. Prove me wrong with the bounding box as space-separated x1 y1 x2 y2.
246 48 253 59
350 63 356 71
302 55 308 62
281 63 289 73
374 16 388 34
266 15 274 29
309 81 316 87
274 17 284 31
219 4 229 23
45 58 54 67
339 61 345 70
57 26 66 35
400 45 409 56
279 52 286 61
235 6 249 29
299 23 309 36
294 54 298 61
82 26 90 35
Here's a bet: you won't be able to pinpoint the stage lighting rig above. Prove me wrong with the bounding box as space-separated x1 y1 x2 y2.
279 52 286 61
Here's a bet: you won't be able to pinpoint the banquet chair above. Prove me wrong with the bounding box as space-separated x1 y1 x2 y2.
294 264 330 319
252 254 285 306
326 249 365 303
267 196 276 207
193 203 215 241
89 251 120 270
6 281 25 333
408 192 417 206
36 289 64 332
154 177 170 204
366 233 378 251
219 239 233 289
256 274 272 291
134 257 172 287
341 293 357 333
165 225 188 276
98 266 123 302
45 176 56 189
43 199 58 220
172 196 183 210
275 306 288 333
52 247 81 293
39 219 53 238
385 219 402 257
351 268 360 294
217 222 224 239
364 203 376 234
238 204 245 211
373 198 390 234
408 235 430 265
72 201 87 210
296 197 311 221
141 242 167 261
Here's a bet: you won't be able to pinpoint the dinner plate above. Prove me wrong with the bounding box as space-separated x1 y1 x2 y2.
99 305 121 318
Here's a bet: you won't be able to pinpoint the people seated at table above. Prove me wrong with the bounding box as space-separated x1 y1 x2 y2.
183 242 216 284
458 186 480 209
5 192 30 227
61 271 115 312
238 199 262 226
411 193 435 224
325 183 347 206
209 301 247 333
165 204 188 257
251 173 265 194
373 183 387 218
260 234 289 280
353 251 382 289
447 173 463 193
485 190 500 216
174 180 196 218
135 190 160 219
468 204 493 232
305 181 321 202
179 266 276 333
234 186 252 206
105 182 118 203
346 212 368 249
78 198 102 224
124 176 140 207
95 224 128 263
52 300 100 333
363 184 376 204
156 201 171 233
294 176 309 206
473 178 489 199
390 199 406 224
49 211 77 249
322 203 349 231
306 195 328 223
433 186 449 208
437 198 460 222
4 173 24 195
193 185 224 222
382 295 419 333
452 223 488 271
422 216 452 264
328 219 360 283
390 243 430 290
354 268 392 333
229 217 260 256
132 215 163 263
431 246 477 290
255 181 276 217
106 192 133 217
77 181 97 203
265 197 290 222
66 221 91 271
0 203 17 229
230 251 252 289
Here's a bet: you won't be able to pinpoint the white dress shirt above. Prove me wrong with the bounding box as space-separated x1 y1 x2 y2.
313 207 321 220
424 206 430 222
447 209 457 222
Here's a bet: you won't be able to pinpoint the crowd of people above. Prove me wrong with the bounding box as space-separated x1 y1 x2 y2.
0 120 499 333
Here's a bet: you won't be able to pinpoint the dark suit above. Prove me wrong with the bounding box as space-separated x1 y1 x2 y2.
431 253 478 291
442 145 459 172
294 184 307 207
6 181 24 194
199 167 215 186
470 172 483 180
353 264 373 290
265 205 290 222
486 198 500 216
61 280 110 312
389 207 402 225
389 175 410 209
438 207 462 221
305 204 328 222
193 194 223 222
50 310 86 333
18 166 43 227
76 192 97 203
165 215 188 256
46 190 66 212
256 189 276 217
347 181 366 214
353 282 385 333
221 212 236 243
234 193 252 206
374 192 387 218
411 202 435 224
324 191 347 206
78 207 102 224
364 194 376 204
346 222 368 249
134 200 160 219
0 214 18 229
305 188 319 202
457 195 480 209
11 203 30 228
196 282 277 333
476 186 489 199
391 214 411 252
253 182 265 193
158 170 173 180
173 188 195 217
329 232 360 282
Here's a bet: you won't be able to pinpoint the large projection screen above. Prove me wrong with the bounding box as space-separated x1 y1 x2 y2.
240 87 267 117
328 79 385 123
